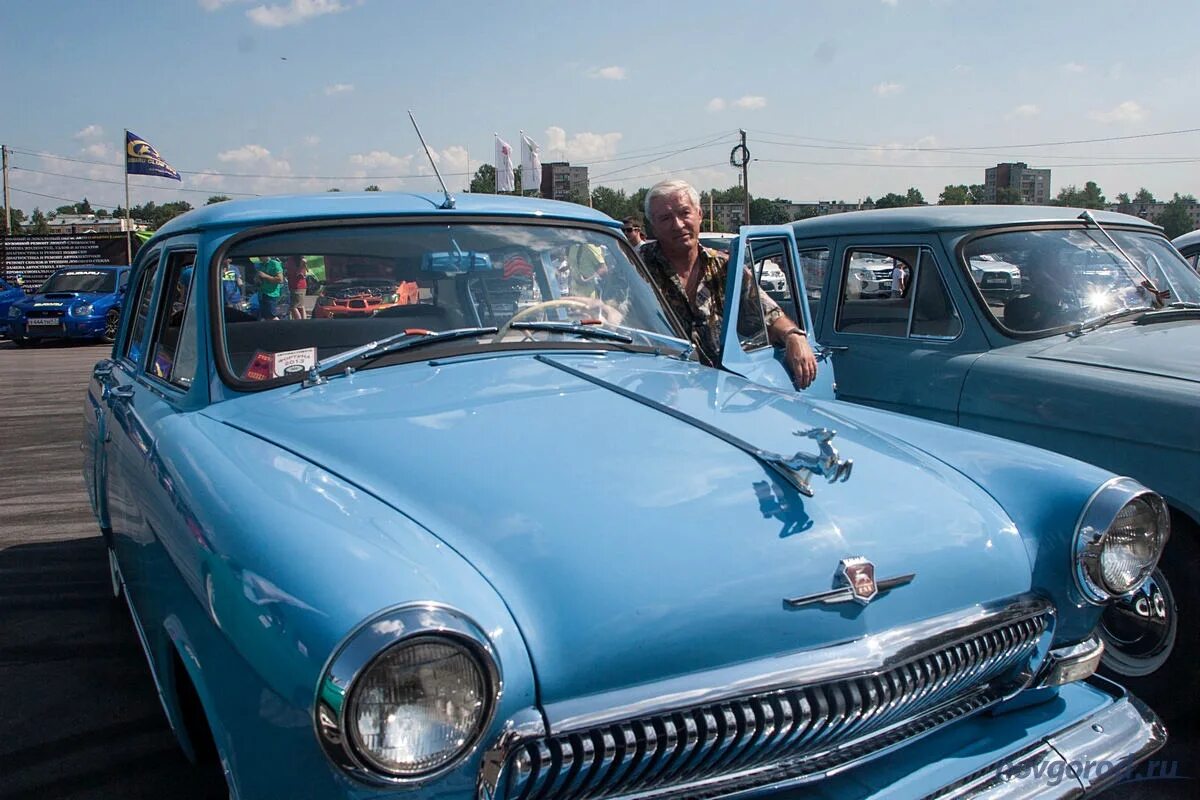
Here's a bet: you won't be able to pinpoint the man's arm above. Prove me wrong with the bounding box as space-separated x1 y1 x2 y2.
767 313 818 390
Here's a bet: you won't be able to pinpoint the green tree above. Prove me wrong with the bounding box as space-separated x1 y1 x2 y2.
749 197 790 225
1055 181 1105 209
590 186 631 220
206 195 232 204
79 197 93 214
872 192 908 209
2 207 27 233
327 188 341 192
1134 187 1156 203
1115 192 1131 204
939 184 972 205
995 187 1024 205
30 207 50 234
1158 193 1197 239
95 208 110 218
364 185 381 192
470 164 496 193
905 187 925 206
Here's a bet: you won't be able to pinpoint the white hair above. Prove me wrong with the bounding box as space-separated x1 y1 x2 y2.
644 179 701 222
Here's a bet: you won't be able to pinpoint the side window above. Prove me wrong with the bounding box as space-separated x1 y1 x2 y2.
797 247 829 328
148 251 198 388
736 241 772 352
910 254 962 338
835 247 959 339
121 251 161 364
836 248 916 337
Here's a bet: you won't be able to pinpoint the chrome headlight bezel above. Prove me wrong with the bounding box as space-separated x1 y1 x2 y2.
1073 477 1170 604
314 604 501 786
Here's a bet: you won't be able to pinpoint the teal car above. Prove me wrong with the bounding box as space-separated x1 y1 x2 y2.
749 206 1200 714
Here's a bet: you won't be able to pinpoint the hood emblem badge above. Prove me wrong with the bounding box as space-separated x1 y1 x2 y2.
784 557 915 609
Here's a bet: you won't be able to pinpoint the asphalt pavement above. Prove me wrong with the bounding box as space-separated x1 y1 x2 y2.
0 338 1193 799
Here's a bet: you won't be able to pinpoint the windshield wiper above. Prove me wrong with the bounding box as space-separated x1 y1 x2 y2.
304 326 497 386
613 325 696 359
1134 302 1200 325
509 321 635 344
1068 306 1152 337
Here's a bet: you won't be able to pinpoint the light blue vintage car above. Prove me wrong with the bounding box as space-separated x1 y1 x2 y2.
764 206 1199 714
83 193 1168 799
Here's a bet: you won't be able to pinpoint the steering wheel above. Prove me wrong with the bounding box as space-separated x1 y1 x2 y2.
492 296 619 342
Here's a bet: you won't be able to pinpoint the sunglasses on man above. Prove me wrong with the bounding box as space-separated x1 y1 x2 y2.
623 226 641 234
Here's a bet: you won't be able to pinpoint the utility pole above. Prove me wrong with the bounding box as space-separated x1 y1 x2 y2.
2 145 10 235
740 129 750 227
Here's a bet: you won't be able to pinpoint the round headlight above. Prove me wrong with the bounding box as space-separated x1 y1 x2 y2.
73 303 94 317
348 637 488 776
1075 478 1170 603
316 606 500 785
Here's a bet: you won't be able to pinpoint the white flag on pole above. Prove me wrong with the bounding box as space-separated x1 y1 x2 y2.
494 134 515 192
520 131 541 195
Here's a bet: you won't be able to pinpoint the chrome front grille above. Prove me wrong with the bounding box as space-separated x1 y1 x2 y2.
483 605 1051 800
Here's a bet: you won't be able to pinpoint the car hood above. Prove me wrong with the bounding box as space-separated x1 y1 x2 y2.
17 291 107 307
1026 317 1200 383
208 351 1034 706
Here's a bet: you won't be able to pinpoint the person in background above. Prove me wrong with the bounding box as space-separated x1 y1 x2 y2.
622 215 648 249
255 256 287 320
283 255 308 319
641 179 817 389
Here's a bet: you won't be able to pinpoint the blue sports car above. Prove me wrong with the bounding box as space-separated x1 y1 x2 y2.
8 264 129 345
82 193 1166 799
0 276 26 337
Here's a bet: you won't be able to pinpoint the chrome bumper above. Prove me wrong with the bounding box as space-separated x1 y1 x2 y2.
931 676 1166 799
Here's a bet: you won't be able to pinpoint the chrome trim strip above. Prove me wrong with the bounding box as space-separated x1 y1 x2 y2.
1073 477 1170 604
314 603 502 786
927 676 1166 799
785 573 916 608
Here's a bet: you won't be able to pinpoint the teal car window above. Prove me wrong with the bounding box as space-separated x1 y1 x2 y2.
798 248 829 326
909 255 962 339
122 255 160 364
964 228 1200 335
836 248 918 337
218 222 683 387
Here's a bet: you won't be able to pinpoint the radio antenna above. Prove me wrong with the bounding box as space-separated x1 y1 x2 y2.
408 109 454 209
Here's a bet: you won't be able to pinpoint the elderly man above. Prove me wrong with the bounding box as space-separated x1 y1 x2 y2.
641 179 817 389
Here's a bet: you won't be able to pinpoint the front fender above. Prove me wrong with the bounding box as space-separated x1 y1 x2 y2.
822 402 1117 643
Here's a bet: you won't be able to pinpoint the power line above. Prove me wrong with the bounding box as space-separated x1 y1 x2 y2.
590 133 735 180
749 125 1200 152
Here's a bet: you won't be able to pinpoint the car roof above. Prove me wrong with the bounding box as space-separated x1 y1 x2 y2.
789 205 1162 238
150 192 620 242
1172 228 1200 250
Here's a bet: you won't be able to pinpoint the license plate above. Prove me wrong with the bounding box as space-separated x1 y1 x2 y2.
27 317 62 327
983 277 1009 287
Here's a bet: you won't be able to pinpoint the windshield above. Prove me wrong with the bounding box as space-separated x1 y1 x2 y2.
962 228 1200 335
218 222 683 385
40 269 117 294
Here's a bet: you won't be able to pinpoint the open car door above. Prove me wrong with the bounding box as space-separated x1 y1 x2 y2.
719 225 835 398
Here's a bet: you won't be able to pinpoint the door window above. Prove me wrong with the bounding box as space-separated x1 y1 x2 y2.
121 250 161 365
797 248 829 328
148 251 198 388
835 246 960 339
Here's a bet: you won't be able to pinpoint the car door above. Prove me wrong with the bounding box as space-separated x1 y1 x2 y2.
816 237 979 425
719 226 835 398
100 247 200 616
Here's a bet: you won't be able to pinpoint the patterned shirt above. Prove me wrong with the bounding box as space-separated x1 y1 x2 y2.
641 241 783 365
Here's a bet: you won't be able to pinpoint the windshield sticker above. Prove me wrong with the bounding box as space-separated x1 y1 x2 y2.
242 351 275 382
272 347 317 377
61 271 107 276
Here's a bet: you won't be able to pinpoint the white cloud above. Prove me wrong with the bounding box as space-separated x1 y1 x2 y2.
73 124 104 140
324 83 354 95
881 0 899 6
1089 100 1146 124
198 0 242 9
951 64 973 74
82 143 114 159
303 135 321 146
436 146 470 178
873 82 904 96
348 150 414 173
1008 104 1039 119
589 66 626 80
734 95 767 110
247 0 348 28
544 126 623 161
1062 62 1086 74
217 144 293 176
706 98 726 112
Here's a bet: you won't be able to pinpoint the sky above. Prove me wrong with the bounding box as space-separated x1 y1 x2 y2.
3 0 1200 215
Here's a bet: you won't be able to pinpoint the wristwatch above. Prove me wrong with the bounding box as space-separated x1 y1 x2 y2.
783 326 807 339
